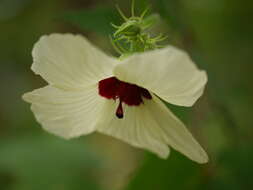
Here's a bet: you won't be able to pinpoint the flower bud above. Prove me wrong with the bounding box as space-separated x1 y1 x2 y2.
114 18 141 38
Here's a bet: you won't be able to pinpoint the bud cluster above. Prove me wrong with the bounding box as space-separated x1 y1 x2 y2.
111 1 167 58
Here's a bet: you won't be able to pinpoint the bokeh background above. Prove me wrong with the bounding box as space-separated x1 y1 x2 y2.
1 0 253 189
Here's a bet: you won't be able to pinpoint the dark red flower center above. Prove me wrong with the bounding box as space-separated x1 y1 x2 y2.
98 77 152 119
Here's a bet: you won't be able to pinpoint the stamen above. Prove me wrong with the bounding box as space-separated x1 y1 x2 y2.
116 100 124 119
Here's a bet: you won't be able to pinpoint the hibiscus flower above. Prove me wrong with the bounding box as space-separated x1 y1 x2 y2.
23 33 208 163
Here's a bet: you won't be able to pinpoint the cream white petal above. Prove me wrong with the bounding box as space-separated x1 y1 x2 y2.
96 95 208 163
96 99 170 159
23 85 105 139
147 95 208 163
31 33 116 90
113 46 207 107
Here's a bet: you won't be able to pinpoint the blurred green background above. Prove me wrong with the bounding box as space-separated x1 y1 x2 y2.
0 0 253 189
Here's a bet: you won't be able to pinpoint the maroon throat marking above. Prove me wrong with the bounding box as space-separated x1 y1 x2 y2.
98 77 152 119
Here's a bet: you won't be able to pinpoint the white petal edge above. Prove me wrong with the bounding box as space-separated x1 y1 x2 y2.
22 84 105 139
113 46 207 107
32 33 116 90
96 99 170 159
148 95 208 163
96 95 208 163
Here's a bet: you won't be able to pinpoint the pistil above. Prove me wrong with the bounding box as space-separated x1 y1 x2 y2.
116 100 124 119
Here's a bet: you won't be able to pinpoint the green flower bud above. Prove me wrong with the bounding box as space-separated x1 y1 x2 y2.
111 2 167 56
114 18 141 38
